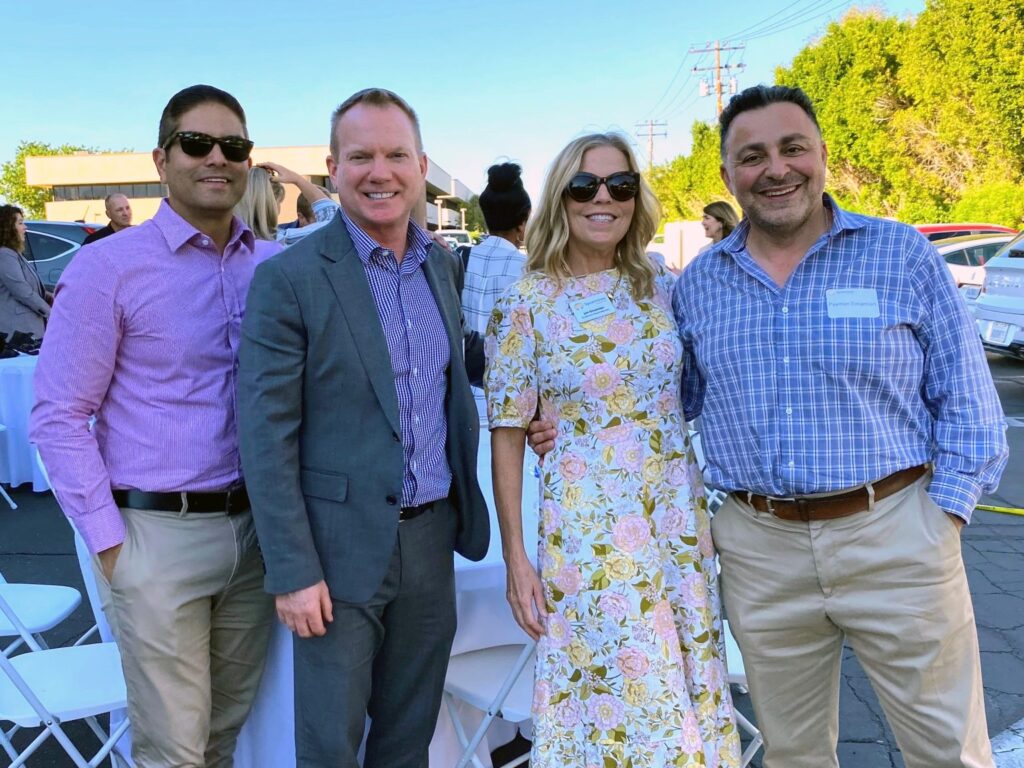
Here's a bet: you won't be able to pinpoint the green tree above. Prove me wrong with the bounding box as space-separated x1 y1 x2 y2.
648 121 732 221
0 141 97 218
462 194 486 234
951 183 1024 227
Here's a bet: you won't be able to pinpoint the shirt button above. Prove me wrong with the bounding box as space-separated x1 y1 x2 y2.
783 356 790 363
785 408 793 415
202 238 210 246
406 320 412 329
414 415 420 424
413 367 419 376
781 306 789 314
411 460 417 471
788 461 795 467
385 494 397 506
392 432 400 442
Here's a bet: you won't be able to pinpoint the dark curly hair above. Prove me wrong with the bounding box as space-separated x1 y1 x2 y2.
0 205 25 252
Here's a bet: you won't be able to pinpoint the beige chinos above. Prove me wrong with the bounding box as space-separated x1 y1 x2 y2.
712 475 992 768
93 506 274 768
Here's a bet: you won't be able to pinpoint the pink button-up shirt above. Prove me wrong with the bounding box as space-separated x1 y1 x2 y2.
31 201 281 553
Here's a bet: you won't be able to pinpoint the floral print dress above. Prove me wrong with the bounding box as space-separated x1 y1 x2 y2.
485 267 741 768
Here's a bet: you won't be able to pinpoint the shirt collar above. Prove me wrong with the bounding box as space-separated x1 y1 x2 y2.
721 193 868 257
339 207 433 268
152 199 256 254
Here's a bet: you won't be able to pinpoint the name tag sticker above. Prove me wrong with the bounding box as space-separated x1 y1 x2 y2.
570 293 616 324
825 288 880 319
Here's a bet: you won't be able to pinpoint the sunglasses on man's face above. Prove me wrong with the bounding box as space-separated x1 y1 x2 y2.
565 171 641 203
162 131 254 163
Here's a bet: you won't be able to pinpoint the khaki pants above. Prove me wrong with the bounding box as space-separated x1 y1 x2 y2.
712 476 992 768
94 507 274 768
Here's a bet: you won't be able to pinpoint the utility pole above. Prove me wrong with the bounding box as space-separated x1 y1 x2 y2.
692 40 746 116
635 120 667 170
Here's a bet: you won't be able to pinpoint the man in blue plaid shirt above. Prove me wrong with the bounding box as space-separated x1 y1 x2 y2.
673 85 1007 767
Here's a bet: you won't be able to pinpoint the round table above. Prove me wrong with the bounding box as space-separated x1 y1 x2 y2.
0 355 48 491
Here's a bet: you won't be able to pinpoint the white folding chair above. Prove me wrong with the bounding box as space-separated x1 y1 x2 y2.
0 580 95 657
0 618 128 767
444 639 536 768
723 619 764 767
0 424 18 509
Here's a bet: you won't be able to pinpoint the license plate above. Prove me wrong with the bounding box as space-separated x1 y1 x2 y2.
981 320 1017 346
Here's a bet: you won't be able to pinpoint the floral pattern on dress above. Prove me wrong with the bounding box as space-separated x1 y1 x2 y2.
485 267 741 767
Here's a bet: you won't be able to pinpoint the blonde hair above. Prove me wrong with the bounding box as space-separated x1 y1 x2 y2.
235 167 279 241
525 133 660 300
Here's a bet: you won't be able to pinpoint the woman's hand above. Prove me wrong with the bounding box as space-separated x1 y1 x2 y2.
506 552 547 640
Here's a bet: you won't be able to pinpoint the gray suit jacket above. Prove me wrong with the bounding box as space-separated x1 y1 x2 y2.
238 217 489 603
0 247 48 338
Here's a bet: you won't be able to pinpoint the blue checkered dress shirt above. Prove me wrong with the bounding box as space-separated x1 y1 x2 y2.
672 196 1007 522
340 209 452 507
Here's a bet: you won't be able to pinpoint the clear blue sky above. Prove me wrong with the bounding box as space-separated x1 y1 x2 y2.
8 0 923 202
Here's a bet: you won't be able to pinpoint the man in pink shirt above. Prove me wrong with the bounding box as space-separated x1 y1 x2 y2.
31 84 279 767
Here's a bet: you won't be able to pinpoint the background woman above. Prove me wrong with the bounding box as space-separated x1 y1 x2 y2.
699 200 739 253
235 166 280 240
0 204 50 339
462 161 531 416
486 134 739 767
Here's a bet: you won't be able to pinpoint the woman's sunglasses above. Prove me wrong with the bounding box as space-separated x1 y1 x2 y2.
162 131 254 163
565 171 641 203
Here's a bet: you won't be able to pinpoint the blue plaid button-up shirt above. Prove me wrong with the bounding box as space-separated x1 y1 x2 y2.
341 210 452 507
672 196 1007 522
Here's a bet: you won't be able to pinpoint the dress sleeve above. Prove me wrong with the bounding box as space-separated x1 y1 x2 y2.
484 287 539 429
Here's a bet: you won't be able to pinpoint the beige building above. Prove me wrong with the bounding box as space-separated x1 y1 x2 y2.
25 147 475 229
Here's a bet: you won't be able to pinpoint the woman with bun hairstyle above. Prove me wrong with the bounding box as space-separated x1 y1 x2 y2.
461 162 532 415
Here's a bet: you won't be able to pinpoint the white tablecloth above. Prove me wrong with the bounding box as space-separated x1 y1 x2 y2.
0 355 48 491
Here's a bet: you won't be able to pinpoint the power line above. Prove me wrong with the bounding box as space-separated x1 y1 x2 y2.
691 41 747 117
745 0 851 39
646 53 693 119
726 0 830 40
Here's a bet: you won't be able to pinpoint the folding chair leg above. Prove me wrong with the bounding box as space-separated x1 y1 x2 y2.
73 624 100 646
0 484 16 510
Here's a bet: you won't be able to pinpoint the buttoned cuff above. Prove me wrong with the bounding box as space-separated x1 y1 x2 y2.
71 500 127 555
927 471 982 525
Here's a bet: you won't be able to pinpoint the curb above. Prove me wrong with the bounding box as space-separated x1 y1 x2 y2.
994 717 1024 767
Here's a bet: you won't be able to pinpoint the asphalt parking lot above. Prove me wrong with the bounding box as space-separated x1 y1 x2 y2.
3 352 1024 767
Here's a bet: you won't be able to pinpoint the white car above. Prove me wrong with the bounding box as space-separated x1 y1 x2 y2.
971 231 1024 357
935 233 1014 287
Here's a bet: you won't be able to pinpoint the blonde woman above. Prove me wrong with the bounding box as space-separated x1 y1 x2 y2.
234 166 280 241
485 133 740 767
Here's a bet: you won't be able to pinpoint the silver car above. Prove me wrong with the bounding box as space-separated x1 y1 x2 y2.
971 231 1024 358
23 220 106 289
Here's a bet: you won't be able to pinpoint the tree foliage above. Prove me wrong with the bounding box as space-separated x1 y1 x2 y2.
0 141 96 218
651 0 1024 227
462 194 487 234
648 121 733 221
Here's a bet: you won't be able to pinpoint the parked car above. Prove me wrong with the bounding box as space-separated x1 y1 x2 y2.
970 231 1024 358
23 220 105 289
438 229 473 250
935 233 1015 287
914 222 1017 242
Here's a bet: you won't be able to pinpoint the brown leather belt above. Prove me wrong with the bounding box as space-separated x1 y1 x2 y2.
738 465 928 521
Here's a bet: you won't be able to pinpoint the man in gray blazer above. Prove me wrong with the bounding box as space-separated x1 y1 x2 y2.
238 87 489 768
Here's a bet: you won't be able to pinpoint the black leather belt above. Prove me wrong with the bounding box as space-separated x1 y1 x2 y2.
112 485 250 515
400 501 434 522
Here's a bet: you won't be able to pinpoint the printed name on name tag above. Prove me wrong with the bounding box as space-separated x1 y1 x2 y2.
569 293 616 324
825 288 880 319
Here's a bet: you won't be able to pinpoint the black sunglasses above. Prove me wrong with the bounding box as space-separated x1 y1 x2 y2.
565 171 641 203
162 131 254 163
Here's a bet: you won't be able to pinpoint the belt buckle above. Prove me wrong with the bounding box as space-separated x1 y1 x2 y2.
764 495 797 518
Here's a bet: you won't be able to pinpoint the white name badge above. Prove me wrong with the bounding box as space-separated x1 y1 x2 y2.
570 293 616 324
825 288 880 319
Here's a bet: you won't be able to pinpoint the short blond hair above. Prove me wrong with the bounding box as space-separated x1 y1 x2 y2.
525 133 660 300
